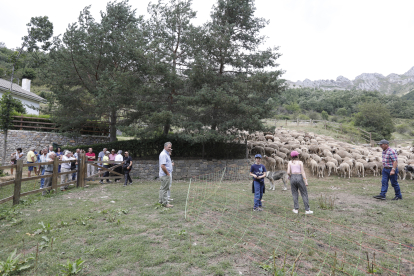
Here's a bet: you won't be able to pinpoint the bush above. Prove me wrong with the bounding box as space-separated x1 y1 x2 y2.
298 114 310 120
65 135 246 159
321 110 329 120
308 111 320 120
410 130 414 137
395 124 410 134
275 114 290 120
330 116 339 122
336 108 348 117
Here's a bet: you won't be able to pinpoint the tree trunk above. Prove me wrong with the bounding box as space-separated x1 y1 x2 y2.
109 110 117 142
163 123 170 136
2 130 7 166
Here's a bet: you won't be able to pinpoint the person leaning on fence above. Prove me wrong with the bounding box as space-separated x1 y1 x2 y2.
100 151 111 184
42 153 56 196
114 150 124 182
123 151 133 186
250 154 266 211
61 151 75 191
373 140 402 201
70 152 77 181
287 151 313 214
39 148 48 188
159 142 173 208
26 147 37 178
10 148 23 175
85 148 96 178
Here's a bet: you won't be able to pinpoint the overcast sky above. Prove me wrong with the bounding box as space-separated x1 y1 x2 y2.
1 0 413 81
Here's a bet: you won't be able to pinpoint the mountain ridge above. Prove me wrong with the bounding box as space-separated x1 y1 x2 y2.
287 66 414 95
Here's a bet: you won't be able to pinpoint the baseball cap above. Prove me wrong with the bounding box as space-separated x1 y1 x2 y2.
254 154 262 159
291 150 299 157
377 139 389 145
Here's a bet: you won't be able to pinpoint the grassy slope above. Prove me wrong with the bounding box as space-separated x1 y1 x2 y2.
0 166 414 275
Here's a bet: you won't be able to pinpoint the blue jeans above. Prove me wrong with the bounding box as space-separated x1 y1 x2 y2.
380 168 402 198
253 181 264 208
40 168 45 188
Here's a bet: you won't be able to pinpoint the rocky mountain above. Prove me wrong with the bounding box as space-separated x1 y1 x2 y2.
287 66 414 95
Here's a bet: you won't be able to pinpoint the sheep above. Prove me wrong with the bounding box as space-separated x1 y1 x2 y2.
264 147 276 156
333 154 342 164
310 154 322 163
310 159 318 176
275 151 287 160
336 150 352 159
364 162 378 176
338 163 351 178
250 146 265 156
261 155 277 172
324 157 338 166
271 154 285 169
322 149 333 158
397 163 407 180
355 161 365 177
300 152 311 165
325 161 337 176
317 161 326 178
279 147 290 154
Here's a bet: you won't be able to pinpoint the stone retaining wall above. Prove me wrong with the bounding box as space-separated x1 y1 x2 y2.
131 158 252 180
0 130 110 162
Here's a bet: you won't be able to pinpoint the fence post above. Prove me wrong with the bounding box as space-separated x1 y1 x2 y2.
13 159 23 205
285 119 287 127
340 124 343 133
310 119 313 127
369 133 372 146
274 119 277 128
78 153 86 188
245 139 248 159
20 115 23 130
297 118 299 126
51 157 59 193
325 120 327 130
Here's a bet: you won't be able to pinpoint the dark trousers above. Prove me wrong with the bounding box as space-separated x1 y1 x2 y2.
380 168 402 198
103 165 110 182
253 181 264 208
115 166 122 181
124 169 132 185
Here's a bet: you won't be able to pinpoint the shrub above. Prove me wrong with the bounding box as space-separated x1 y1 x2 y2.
321 110 329 120
330 116 339 122
298 114 310 120
275 114 290 120
336 108 348 117
308 111 320 120
395 124 410 134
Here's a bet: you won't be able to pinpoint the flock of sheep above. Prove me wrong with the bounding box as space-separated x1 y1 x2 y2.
247 128 414 180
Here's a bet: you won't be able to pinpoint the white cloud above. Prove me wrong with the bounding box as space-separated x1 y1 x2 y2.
0 0 413 81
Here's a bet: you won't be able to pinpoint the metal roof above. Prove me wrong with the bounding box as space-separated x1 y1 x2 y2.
0 78 46 103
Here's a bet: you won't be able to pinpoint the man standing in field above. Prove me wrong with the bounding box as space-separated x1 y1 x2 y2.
159 142 173 208
250 154 266 211
26 147 37 178
85 148 96 178
373 140 402 200
42 153 56 196
61 151 75 191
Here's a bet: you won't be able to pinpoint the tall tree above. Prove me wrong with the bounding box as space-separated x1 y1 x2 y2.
128 0 197 136
179 0 285 136
43 1 154 141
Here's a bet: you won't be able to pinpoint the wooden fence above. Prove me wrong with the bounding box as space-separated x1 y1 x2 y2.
10 115 110 136
0 153 123 206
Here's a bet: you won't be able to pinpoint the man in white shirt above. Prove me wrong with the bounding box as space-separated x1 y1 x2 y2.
114 150 124 182
61 151 75 191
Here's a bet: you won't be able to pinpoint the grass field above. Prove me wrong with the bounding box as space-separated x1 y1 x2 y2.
1 166 414 275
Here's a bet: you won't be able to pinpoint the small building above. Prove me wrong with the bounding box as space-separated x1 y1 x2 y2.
0 78 46 115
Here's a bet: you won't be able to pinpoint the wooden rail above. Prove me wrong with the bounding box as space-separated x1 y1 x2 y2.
10 115 110 136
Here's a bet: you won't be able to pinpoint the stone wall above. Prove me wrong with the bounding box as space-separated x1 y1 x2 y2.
0 130 110 162
131 158 252 180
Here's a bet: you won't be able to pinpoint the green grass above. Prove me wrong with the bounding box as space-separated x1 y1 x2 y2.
1 167 414 275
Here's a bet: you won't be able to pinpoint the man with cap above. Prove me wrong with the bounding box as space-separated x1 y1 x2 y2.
249 154 267 211
373 140 402 200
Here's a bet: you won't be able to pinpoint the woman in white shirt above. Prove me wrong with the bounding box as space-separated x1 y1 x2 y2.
114 150 124 182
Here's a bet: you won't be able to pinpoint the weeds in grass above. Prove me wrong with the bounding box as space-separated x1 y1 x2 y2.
0 208 22 221
75 215 91 226
318 194 335 210
60 258 85 275
33 221 53 235
0 249 34 276
366 252 378 273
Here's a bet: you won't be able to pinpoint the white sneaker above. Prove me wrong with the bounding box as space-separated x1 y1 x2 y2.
168 198 173 201
283 187 287 191
292 209 298 214
305 210 314 215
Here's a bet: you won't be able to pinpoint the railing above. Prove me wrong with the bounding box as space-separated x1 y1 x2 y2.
0 153 124 205
10 115 110 136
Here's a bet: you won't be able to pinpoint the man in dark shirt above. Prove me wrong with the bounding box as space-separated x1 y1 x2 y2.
123 151 133 186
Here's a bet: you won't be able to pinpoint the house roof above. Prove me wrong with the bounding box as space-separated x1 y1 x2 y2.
0 78 46 103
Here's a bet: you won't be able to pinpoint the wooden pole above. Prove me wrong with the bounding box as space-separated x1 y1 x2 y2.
297 118 299 126
51 157 59 193
245 139 248 159
340 124 343 133
79 153 86 187
13 159 23 205
285 119 287 127
369 132 372 146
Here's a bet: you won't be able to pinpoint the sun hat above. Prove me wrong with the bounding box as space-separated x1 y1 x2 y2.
291 151 299 157
254 154 262 159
